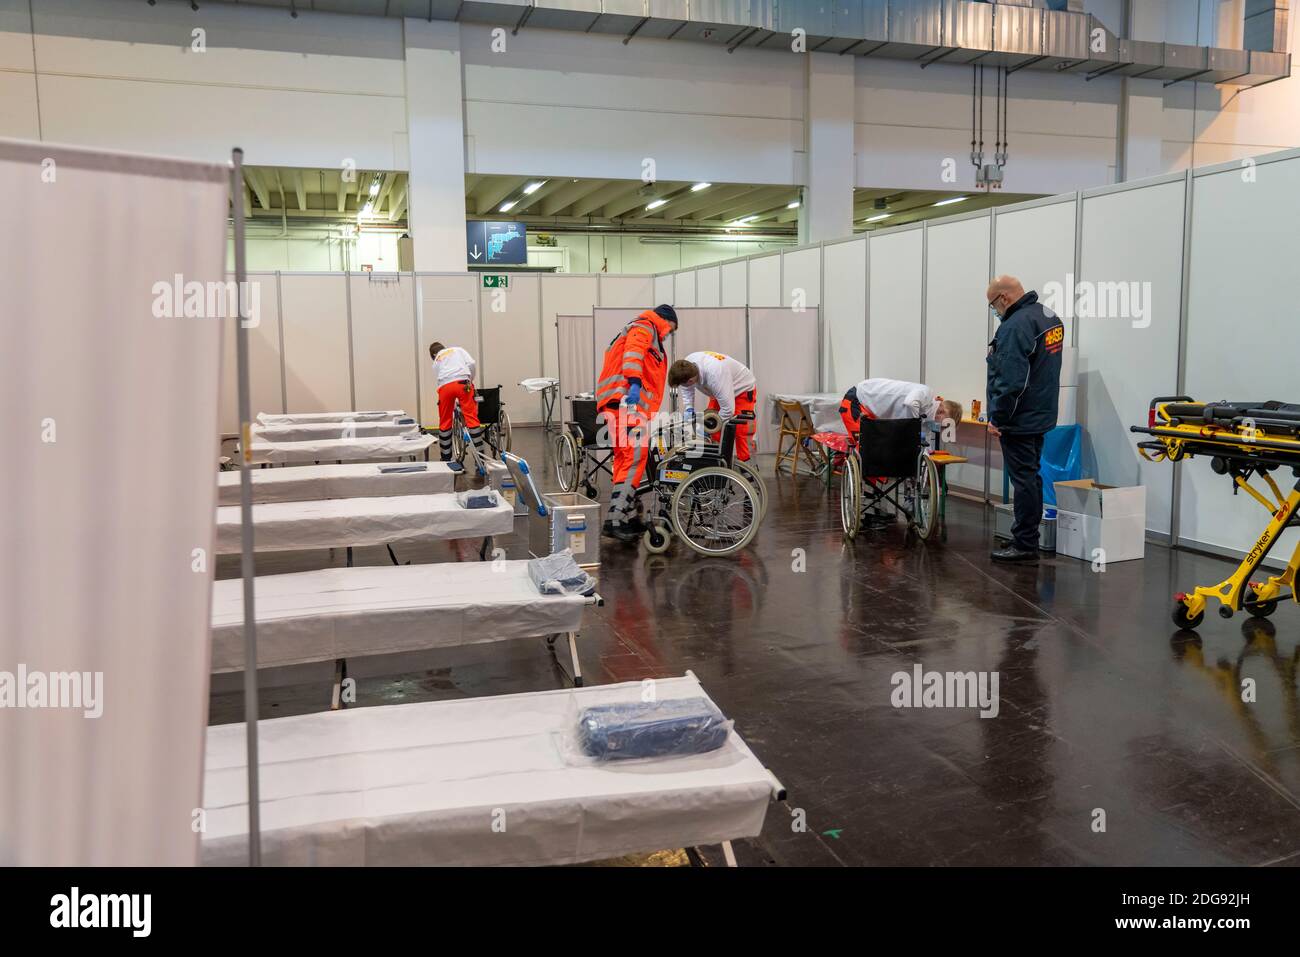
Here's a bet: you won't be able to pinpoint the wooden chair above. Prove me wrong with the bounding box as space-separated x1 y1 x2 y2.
774 399 820 476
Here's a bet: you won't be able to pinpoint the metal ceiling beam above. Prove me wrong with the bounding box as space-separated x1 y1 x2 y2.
539 178 610 216
569 180 639 217
474 176 521 215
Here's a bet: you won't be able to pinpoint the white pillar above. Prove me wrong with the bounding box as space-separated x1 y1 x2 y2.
799 52 855 244
403 19 467 272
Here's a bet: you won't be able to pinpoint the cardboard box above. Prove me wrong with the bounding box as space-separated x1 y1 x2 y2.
1053 479 1146 563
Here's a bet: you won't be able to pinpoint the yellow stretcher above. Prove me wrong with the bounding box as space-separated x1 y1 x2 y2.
1131 396 1300 629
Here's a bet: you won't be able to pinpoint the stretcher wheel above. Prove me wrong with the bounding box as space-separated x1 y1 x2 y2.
840 454 863 541
1243 587 1278 619
554 431 578 492
1171 599 1205 631
642 523 672 554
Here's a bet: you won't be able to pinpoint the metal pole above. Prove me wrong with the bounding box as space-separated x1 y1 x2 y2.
231 148 261 867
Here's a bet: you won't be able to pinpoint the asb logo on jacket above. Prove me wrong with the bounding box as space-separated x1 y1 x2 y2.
1044 325 1065 353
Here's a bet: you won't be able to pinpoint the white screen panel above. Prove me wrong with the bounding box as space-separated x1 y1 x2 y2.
349 274 418 416
1181 156 1300 556
541 274 599 379
674 271 697 307
721 260 748 306
994 200 1077 341
281 273 351 412
748 254 781 306
417 275 478 429
868 228 922 381
557 314 596 413
697 265 721 306
925 216 992 494
749 307 820 453
782 246 822 311
598 274 654 308
1077 181 1184 535
821 239 866 394
480 274 542 423
654 273 674 304
219 271 283 433
671 308 749 384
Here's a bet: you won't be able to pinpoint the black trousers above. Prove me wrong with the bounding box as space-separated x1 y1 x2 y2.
999 430 1045 551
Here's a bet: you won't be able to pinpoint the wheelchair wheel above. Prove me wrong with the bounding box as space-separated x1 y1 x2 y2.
554 431 578 492
733 458 767 522
451 417 467 464
498 409 513 453
911 453 940 541
840 453 863 541
669 467 761 556
642 523 672 554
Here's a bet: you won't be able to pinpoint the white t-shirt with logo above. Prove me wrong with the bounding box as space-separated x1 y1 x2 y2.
433 346 476 389
678 351 757 419
851 378 938 420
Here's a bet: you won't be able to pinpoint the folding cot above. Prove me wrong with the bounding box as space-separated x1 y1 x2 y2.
216 461 460 505
256 410 406 425
247 432 435 465
200 673 784 866
250 420 418 443
214 493 514 563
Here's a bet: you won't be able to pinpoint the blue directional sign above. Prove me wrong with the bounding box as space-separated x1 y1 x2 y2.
466 220 527 266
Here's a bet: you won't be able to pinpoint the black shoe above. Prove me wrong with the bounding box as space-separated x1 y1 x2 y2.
991 544 1039 563
609 524 641 544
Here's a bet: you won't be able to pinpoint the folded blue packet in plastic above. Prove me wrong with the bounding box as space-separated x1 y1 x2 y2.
577 698 730 761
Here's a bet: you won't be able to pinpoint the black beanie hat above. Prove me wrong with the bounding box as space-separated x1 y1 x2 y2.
653 304 678 327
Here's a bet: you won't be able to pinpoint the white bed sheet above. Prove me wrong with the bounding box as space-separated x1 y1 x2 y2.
201 674 776 865
208 560 587 672
248 433 435 465
257 410 405 425
771 392 846 434
217 462 459 505
215 493 513 554
252 421 418 443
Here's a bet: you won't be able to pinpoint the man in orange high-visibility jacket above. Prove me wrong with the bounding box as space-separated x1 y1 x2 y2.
596 304 678 542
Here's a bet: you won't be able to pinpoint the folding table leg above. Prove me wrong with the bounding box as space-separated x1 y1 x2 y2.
721 841 738 867
345 546 354 567
330 658 349 711
479 535 494 561
568 632 583 687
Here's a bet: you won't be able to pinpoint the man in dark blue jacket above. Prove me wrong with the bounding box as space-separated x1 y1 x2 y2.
985 276 1065 563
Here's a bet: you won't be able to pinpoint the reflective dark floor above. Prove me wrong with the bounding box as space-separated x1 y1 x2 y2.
212 427 1300 867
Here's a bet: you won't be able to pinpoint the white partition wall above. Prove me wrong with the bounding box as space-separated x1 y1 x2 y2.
993 199 1077 341
219 271 283 434
654 273 674 304
781 246 822 314
721 260 748 306
598 274 654 309
1076 179 1185 537
417 275 478 428
750 307 820 452
925 216 993 494
1180 153 1300 557
868 227 923 381
821 238 867 394
557 314 596 408
748 254 782 306
479 274 542 422
541 273 599 380
697 265 721 307
673 270 698 307
281 273 353 412
349 274 419 416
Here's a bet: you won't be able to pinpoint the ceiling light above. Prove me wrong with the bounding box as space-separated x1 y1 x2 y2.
691 183 712 192
499 201 517 213
865 213 891 223
646 199 668 211
787 201 800 209
732 215 757 225
368 180 381 197
932 196 968 207
523 181 546 195
361 202 374 217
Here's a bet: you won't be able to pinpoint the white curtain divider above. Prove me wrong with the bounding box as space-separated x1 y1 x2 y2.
557 313 596 417
749 306 821 453
0 138 228 865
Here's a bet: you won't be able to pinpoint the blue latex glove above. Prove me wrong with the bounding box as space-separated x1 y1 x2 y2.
624 381 642 407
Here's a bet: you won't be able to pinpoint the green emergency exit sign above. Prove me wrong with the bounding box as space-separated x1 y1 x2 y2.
482 275 509 289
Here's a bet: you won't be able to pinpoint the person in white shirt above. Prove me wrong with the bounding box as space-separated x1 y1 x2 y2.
667 351 759 461
429 342 484 461
839 378 963 439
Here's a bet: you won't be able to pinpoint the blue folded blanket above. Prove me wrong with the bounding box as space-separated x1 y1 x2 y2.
577 698 730 761
457 489 499 509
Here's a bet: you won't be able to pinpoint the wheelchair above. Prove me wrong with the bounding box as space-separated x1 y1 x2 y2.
840 417 940 543
638 408 765 557
554 396 615 498
451 384 512 462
